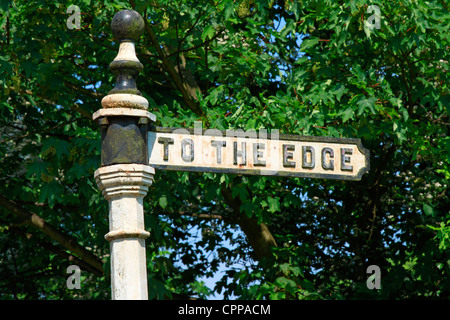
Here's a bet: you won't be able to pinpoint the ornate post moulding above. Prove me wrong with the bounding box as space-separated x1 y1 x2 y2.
101 94 149 110
94 163 155 200
94 163 154 241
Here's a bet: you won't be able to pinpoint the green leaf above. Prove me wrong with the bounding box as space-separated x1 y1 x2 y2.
267 197 280 213
0 55 12 75
38 180 61 208
232 185 248 201
41 137 71 161
26 161 49 179
202 25 215 42
275 276 297 292
224 3 236 20
0 0 13 11
423 203 434 216
159 195 168 209
333 83 347 102
357 96 377 115
351 65 366 82
300 37 319 51
245 118 257 130
341 107 354 122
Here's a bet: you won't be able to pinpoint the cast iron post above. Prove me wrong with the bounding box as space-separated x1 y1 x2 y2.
93 10 155 300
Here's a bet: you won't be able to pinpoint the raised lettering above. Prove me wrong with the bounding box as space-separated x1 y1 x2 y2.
283 144 295 168
340 148 353 171
233 141 246 165
302 146 315 169
211 140 226 164
321 147 334 170
157 137 174 161
181 138 194 162
253 143 266 167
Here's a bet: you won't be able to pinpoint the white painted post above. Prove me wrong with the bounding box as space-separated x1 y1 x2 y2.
95 164 154 299
93 10 156 300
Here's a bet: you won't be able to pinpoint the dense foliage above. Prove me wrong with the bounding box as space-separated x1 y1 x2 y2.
0 0 448 299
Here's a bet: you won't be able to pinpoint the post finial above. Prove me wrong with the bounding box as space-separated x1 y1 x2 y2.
111 9 145 43
102 9 147 107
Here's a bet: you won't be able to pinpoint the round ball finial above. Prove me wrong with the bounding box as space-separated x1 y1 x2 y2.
111 10 144 42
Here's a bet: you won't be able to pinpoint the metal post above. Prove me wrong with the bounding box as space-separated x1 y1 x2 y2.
93 10 156 300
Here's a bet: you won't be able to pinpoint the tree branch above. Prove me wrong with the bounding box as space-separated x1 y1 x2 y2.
155 210 226 221
0 194 104 275
220 184 278 260
63 80 104 100
7 226 103 276
141 12 204 116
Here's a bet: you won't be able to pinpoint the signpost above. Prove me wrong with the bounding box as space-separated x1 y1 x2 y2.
148 125 369 181
93 9 370 300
